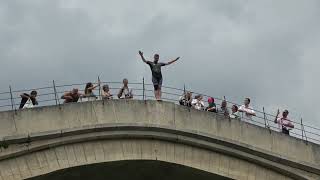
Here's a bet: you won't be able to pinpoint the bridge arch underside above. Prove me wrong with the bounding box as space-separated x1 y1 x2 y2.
0 137 295 180
27 160 232 180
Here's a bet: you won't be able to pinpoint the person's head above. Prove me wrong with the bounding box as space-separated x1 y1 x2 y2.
185 91 192 99
282 109 289 118
30 90 37 98
85 82 93 88
232 105 238 113
85 82 93 94
244 98 251 106
103 85 109 92
123 78 128 86
221 100 227 108
72 88 78 94
154 54 159 63
208 97 214 104
197 95 203 100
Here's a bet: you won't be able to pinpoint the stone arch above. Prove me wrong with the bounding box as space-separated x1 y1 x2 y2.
27 160 232 180
0 137 292 180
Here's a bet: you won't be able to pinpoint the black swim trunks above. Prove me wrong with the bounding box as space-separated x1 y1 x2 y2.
147 61 166 90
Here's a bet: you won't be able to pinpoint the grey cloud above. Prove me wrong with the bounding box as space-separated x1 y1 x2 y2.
0 0 320 127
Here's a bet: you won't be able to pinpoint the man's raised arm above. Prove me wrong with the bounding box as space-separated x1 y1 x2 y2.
165 57 180 65
139 51 148 64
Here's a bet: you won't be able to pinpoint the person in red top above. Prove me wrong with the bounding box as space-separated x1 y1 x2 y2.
274 109 294 135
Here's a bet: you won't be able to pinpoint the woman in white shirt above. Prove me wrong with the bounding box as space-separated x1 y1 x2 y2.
191 95 205 110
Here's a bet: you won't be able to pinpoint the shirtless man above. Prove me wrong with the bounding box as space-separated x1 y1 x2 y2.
139 51 180 100
61 88 82 103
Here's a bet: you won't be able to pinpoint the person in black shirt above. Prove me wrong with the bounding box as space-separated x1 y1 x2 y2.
139 51 180 100
19 90 38 109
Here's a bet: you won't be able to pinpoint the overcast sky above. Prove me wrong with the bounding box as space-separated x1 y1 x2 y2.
0 0 319 127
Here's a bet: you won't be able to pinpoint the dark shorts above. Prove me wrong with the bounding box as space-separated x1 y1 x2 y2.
152 76 163 90
282 128 290 135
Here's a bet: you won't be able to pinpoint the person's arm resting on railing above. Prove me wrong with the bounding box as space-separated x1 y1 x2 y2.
20 93 29 99
61 92 73 100
246 109 256 116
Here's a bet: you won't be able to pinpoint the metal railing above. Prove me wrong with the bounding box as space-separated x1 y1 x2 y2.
0 78 319 145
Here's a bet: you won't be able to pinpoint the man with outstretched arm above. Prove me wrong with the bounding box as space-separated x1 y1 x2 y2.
139 51 180 100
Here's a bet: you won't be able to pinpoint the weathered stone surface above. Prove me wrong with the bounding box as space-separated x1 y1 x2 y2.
0 100 318 179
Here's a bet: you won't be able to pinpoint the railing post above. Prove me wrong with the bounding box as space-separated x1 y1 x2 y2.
301 118 308 144
52 80 60 106
9 86 15 111
263 107 267 128
300 118 304 140
143 77 145 101
98 76 101 100
53 80 58 106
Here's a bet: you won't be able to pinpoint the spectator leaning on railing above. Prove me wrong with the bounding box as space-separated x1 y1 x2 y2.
238 98 256 121
102 84 113 100
19 90 38 109
274 109 294 135
61 88 82 103
230 105 240 119
118 78 133 99
218 100 230 117
84 81 100 98
179 91 193 107
206 97 217 112
191 95 205 110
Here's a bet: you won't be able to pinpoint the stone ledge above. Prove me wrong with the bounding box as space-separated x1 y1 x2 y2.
0 123 318 177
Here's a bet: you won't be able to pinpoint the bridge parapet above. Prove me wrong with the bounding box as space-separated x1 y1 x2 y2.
0 100 320 179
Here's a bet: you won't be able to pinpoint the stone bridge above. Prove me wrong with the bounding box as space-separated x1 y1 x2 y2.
0 100 319 180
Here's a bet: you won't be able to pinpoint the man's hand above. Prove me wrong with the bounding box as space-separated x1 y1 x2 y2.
139 51 148 63
166 57 180 65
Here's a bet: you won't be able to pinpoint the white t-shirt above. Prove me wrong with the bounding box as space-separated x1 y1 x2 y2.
229 111 240 119
191 99 205 110
276 117 294 130
119 86 133 99
239 105 255 121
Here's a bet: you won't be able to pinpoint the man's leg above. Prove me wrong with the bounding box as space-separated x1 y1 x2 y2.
154 85 159 100
158 78 163 100
152 77 160 100
159 88 162 99
282 128 289 135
